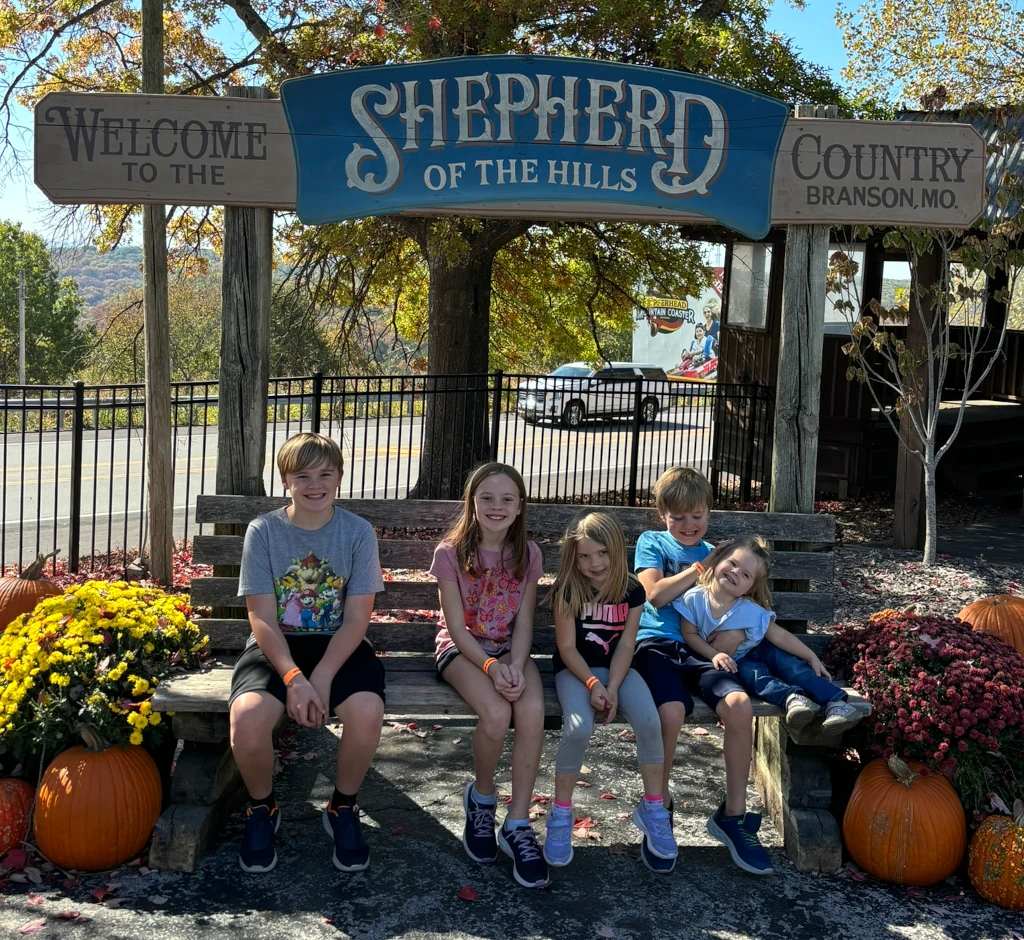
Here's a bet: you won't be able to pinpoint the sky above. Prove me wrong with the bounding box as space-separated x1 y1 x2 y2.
0 0 850 239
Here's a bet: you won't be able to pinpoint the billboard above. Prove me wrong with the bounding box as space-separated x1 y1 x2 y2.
632 268 724 382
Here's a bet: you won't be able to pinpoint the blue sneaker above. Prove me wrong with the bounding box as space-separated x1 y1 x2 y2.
462 782 498 863
239 801 280 873
499 823 550 888
633 800 678 861
706 803 775 875
543 808 574 867
322 804 370 872
641 836 676 873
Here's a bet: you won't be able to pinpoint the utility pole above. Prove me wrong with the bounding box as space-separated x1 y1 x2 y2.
141 0 173 585
18 269 26 385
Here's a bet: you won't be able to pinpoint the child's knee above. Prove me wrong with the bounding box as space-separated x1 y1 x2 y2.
478 699 513 738
230 697 275 749
658 701 687 732
336 691 384 727
512 693 545 731
718 692 753 725
562 710 595 746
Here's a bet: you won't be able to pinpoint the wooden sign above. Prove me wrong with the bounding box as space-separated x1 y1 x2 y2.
34 93 297 210
35 92 987 230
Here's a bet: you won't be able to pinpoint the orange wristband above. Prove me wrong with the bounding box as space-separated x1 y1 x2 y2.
585 675 600 690
692 562 705 574
482 657 498 676
282 667 302 686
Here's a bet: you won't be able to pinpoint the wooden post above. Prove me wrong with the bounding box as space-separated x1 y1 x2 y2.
216 87 273 502
141 0 173 586
769 103 836 514
893 246 941 550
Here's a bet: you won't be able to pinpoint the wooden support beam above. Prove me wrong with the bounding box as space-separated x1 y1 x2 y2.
769 104 836 515
141 0 173 586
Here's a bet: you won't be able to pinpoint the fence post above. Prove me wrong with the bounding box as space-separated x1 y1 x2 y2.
489 370 503 462
69 381 85 573
627 376 643 506
311 371 323 434
742 385 757 504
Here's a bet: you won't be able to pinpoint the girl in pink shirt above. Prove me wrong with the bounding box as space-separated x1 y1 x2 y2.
429 462 547 888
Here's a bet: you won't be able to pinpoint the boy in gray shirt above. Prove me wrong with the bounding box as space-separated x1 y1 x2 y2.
230 433 385 875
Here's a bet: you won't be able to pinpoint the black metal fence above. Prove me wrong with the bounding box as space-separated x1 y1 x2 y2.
0 374 773 573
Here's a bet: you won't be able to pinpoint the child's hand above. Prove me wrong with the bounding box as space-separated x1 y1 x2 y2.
489 661 513 694
808 656 831 680
589 681 610 713
286 675 326 728
712 651 737 673
307 666 334 729
602 687 619 725
501 663 526 702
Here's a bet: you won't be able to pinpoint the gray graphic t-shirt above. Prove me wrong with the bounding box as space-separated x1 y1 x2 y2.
238 506 384 636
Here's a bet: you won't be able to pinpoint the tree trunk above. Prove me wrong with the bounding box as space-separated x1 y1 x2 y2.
409 249 495 500
923 448 938 565
405 218 530 500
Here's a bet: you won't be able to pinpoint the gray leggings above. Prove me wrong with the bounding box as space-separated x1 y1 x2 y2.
554 667 664 774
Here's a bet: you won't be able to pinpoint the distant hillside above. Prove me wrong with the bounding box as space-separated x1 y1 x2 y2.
56 245 221 309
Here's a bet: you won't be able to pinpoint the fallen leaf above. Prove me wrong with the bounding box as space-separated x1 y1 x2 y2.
149 896 168 905
387 721 405 730
406 722 420 730
104 898 128 909
501 795 512 804
456 885 479 901
18 919 46 935
90 885 113 902
573 816 596 829
689 727 710 736
574 828 602 840
27 893 44 906
9 873 28 883
56 911 81 920
391 827 406 836
600 793 617 800
432 724 443 731
413 730 428 739
62 879 79 889
2 848 27 870
617 730 635 740
137 866 151 876
452 738 463 744
323 917 333 925
597 926 616 938
24 868 43 885
580 765 592 774
531 796 551 804
616 812 630 819
575 780 592 789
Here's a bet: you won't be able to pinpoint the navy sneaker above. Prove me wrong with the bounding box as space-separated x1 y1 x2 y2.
498 823 550 888
322 804 370 872
239 801 280 873
706 803 775 875
462 782 498 863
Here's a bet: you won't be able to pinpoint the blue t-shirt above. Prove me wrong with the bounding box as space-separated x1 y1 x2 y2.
634 530 713 643
672 586 774 659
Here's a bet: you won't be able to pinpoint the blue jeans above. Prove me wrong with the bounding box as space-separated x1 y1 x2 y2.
735 641 844 709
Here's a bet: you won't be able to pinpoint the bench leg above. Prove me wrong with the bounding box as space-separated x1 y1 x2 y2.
753 716 844 874
149 738 242 873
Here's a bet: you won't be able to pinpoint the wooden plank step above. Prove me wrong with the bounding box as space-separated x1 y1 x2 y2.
153 660 870 720
192 535 834 581
190 578 835 623
195 495 836 543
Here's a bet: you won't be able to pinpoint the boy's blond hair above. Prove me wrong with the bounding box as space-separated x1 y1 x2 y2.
653 466 713 515
277 432 345 479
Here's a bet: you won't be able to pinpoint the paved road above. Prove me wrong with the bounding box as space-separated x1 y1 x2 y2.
0 410 716 565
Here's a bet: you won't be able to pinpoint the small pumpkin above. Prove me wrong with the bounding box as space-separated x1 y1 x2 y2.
0 778 34 855
33 726 162 872
843 755 966 886
957 595 1024 655
969 799 1024 910
0 550 61 634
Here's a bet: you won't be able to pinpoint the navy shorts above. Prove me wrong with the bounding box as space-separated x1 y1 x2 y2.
230 634 385 711
633 641 748 716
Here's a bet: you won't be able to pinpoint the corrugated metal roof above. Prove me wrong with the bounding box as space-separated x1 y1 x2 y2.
898 108 1024 223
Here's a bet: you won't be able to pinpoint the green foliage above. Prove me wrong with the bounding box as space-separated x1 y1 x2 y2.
0 220 93 384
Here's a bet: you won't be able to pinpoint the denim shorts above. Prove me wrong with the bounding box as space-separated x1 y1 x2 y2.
633 639 747 716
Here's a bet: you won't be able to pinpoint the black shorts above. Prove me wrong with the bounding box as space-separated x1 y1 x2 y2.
229 634 386 711
633 641 747 716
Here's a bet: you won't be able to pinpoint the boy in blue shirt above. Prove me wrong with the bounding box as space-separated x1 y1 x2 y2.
632 466 773 876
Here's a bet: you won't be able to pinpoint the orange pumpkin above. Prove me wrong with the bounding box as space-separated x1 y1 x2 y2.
843 755 966 886
969 799 1024 910
0 551 61 634
33 727 162 871
0 778 34 855
957 595 1024 655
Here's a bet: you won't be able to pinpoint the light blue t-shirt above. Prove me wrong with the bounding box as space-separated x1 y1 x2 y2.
672 586 774 659
634 530 714 643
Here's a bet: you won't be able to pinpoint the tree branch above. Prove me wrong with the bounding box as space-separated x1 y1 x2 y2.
219 0 301 73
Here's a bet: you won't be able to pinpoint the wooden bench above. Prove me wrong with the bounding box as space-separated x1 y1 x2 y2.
150 496 869 874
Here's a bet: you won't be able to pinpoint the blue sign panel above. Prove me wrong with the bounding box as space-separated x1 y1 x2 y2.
280 56 790 238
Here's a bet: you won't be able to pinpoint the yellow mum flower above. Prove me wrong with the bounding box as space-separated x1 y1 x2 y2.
129 731 143 745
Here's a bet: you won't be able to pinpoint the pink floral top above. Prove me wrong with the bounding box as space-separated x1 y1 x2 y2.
429 541 544 661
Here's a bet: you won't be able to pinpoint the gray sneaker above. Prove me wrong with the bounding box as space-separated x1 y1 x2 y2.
784 693 820 731
821 700 863 734
543 809 574 867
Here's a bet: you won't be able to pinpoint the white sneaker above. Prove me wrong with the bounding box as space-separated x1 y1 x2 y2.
784 693 820 731
821 700 863 734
